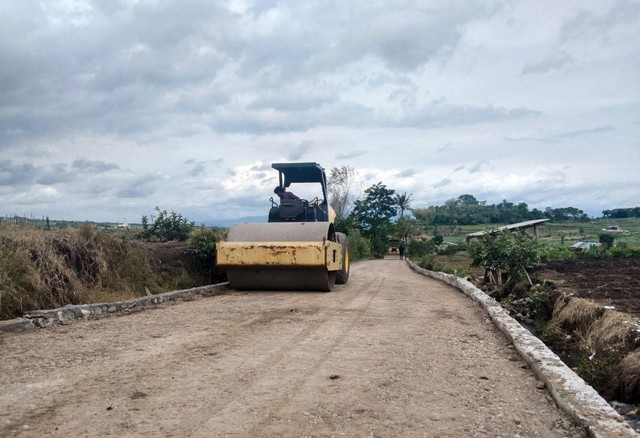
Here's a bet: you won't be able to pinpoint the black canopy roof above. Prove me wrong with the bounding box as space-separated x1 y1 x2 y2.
272 162 328 203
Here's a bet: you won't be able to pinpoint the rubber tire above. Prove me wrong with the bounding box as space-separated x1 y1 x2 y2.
336 232 350 285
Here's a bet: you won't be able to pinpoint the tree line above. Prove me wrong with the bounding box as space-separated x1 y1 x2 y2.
327 165 638 257
412 195 589 225
602 207 640 219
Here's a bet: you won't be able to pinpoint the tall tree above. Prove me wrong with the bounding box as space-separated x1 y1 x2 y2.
395 192 413 218
352 182 396 257
328 165 360 219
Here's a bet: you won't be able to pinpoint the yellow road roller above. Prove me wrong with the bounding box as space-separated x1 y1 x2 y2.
216 162 350 291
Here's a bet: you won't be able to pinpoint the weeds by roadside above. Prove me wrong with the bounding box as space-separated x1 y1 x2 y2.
0 223 209 319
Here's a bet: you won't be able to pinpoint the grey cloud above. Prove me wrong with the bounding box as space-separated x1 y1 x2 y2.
227 2 491 80
189 163 206 177
438 142 452 153
432 178 452 189
72 158 119 173
521 52 573 75
554 126 615 138
210 101 373 135
249 89 337 112
115 174 163 199
210 113 317 135
250 163 272 172
505 125 615 143
367 73 415 88
116 188 154 198
288 141 314 161
398 169 418 178
0 160 37 186
336 150 368 160
560 0 640 42
388 87 417 106
36 163 76 185
0 1 493 143
468 161 490 174
453 165 465 172
391 102 538 128
339 3 491 72
0 1 233 145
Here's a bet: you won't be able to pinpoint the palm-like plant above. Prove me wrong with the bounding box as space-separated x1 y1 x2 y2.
395 192 413 218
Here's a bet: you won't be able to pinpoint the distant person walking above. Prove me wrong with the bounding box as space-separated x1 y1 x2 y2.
399 244 405 260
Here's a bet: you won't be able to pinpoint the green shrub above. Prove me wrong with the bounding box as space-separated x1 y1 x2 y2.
606 246 640 258
407 238 436 259
437 243 461 256
139 207 195 241
598 233 615 249
344 228 371 261
540 244 576 263
468 230 540 286
186 226 225 283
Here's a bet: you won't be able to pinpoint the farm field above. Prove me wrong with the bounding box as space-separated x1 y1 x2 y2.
540 258 640 317
434 218 640 317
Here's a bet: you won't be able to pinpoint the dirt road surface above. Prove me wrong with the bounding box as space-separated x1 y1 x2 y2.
1 260 585 437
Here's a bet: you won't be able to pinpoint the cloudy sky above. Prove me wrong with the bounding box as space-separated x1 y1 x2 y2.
1 0 638 223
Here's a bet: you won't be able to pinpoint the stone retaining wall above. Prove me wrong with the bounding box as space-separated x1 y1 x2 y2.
0 282 229 333
406 260 637 438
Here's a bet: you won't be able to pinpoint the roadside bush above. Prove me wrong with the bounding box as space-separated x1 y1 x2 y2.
407 238 436 259
344 228 371 261
188 226 223 280
139 207 195 241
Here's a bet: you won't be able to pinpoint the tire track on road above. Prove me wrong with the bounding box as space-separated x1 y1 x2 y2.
178 275 380 435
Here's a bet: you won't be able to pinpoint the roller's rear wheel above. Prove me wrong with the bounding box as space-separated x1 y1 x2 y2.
336 232 350 285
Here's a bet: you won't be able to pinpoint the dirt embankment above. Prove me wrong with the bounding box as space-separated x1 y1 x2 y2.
0 260 584 437
537 258 640 405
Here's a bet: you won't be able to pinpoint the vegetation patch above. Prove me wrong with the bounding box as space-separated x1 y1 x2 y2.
0 221 221 320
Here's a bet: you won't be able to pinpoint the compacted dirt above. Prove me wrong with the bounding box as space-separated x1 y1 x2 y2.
0 260 585 437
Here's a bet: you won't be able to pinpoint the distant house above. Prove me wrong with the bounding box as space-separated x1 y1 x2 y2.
601 225 628 234
414 233 429 240
571 241 600 251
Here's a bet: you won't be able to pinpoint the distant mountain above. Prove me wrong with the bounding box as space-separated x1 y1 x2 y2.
198 216 266 228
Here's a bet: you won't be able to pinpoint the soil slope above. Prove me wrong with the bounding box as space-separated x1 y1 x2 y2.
0 260 584 437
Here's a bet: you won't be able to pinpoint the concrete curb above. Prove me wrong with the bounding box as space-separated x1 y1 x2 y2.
406 260 638 438
0 282 229 333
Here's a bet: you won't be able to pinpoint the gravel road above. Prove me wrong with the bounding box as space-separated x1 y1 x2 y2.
0 259 585 437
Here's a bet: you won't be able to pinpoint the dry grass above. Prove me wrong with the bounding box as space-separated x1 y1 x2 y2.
616 350 640 402
553 296 605 335
589 311 639 351
0 223 176 319
547 294 640 403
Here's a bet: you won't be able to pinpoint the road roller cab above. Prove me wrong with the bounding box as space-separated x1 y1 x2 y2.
216 162 350 292
268 162 334 223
